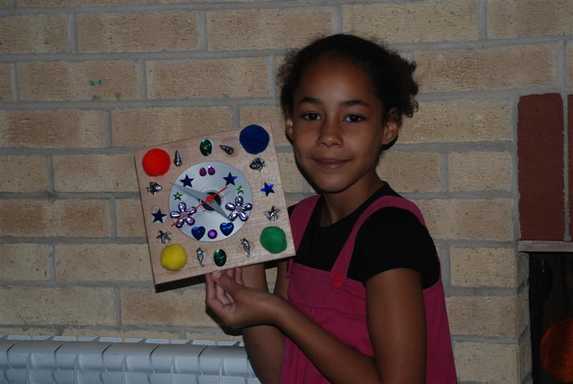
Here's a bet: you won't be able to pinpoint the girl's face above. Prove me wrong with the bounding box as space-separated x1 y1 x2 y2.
286 56 399 196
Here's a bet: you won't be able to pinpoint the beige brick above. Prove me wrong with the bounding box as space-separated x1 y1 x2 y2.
19 61 139 101
0 64 12 101
0 155 49 192
147 58 269 99
121 287 215 327
0 110 107 148
78 12 199 53
0 15 67 54
450 247 519 288
448 151 512 192
489 0 573 38
416 199 513 240
0 287 116 325
55 243 150 282
343 0 479 44
455 342 519 383
278 152 306 193
377 151 441 193
401 100 512 144
111 107 232 147
0 244 50 281
240 106 288 146
54 154 137 192
447 295 521 337
17 0 237 6
207 7 333 50
0 327 58 336
520 332 532 380
415 45 558 92
0 199 111 237
116 198 145 237
62 327 184 340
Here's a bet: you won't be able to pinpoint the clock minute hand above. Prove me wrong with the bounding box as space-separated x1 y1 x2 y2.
173 185 229 219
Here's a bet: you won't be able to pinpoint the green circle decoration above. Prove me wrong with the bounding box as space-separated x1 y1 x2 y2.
259 226 287 254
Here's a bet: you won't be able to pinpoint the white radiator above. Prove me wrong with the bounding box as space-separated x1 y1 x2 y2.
0 335 260 384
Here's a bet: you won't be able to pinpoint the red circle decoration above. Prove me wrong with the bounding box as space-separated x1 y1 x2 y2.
142 148 170 176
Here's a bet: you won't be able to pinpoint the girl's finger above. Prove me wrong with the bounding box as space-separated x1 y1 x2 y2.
236 267 244 286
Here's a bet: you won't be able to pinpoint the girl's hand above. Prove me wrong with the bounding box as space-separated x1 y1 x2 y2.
205 268 283 329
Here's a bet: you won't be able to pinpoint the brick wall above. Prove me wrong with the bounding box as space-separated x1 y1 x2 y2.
0 1 570 382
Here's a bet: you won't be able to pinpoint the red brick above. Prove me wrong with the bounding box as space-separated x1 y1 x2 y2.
569 95 573 237
518 94 564 240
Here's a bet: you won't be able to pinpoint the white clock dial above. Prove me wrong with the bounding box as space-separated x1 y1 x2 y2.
168 161 253 242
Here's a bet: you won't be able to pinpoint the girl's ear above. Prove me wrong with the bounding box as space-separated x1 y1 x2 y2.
381 118 400 146
285 118 294 143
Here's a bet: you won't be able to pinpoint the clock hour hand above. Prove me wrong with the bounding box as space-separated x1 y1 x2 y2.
172 184 229 219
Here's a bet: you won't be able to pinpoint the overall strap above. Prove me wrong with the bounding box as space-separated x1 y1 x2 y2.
288 196 320 272
330 196 425 288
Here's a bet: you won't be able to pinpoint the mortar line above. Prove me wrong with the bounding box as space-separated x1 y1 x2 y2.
232 103 241 131
10 62 19 101
333 3 343 34
1 36 571 63
67 12 77 53
138 60 148 101
479 0 487 41
197 11 208 51
267 55 276 100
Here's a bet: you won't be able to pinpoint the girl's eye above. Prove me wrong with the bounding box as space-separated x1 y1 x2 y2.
344 114 365 123
301 112 321 121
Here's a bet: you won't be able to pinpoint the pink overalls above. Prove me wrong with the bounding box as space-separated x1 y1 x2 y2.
280 195 457 383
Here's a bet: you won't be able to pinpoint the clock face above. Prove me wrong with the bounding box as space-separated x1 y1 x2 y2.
135 124 295 288
168 161 253 242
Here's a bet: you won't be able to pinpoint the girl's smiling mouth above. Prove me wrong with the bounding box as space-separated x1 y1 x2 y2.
312 157 350 168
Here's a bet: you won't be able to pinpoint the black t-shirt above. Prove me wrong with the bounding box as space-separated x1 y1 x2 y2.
290 183 440 288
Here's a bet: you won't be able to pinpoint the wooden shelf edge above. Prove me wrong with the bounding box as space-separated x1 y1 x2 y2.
518 240 573 253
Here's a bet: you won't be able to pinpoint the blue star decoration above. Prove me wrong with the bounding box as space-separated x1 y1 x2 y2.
180 175 194 187
223 172 238 185
152 208 167 223
173 192 183 201
260 182 274 196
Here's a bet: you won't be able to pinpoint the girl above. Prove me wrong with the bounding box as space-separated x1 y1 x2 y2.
205 34 457 383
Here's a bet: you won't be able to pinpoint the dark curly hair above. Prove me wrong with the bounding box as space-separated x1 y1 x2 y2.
278 34 419 141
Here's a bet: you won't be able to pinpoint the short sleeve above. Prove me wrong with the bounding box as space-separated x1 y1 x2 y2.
350 207 440 288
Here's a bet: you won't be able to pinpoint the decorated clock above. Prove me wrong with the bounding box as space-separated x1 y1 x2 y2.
135 124 295 290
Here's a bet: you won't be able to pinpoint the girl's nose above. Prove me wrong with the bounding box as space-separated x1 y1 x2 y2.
318 119 342 147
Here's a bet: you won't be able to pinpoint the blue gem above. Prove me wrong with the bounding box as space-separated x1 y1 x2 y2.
220 222 234 236
239 124 270 155
191 226 206 240
261 182 274 196
180 175 193 187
